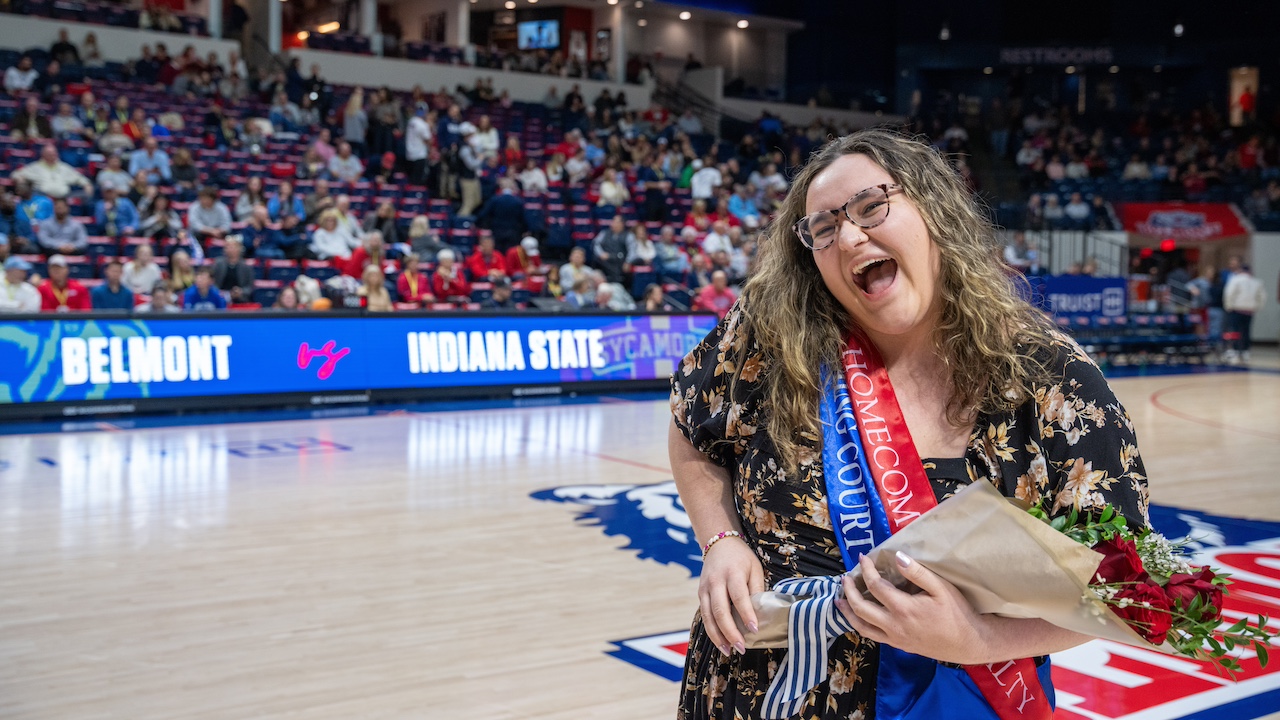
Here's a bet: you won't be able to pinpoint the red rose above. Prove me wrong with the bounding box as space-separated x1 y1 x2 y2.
1094 537 1145 584
1113 581 1174 645
1164 567 1225 623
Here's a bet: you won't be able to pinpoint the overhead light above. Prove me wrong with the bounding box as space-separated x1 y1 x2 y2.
529 0 538 3
504 0 515 7
938 23 950 41
1065 65 1076 74
1173 22 1184 37
634 0 643 6
606 0 618 4
1154 65 1163 73
1109 65 1119 74
637 18 647 26
297 31 309 40
982 66 992 75
317 21 339 34
679 11 690 20
737 19 748 29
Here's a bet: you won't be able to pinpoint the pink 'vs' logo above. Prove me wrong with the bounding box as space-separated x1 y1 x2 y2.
297 341 351 380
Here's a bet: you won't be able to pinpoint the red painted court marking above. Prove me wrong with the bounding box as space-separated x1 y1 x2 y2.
1148 382 1280 442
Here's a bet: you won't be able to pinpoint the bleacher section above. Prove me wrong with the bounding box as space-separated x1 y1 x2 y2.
0 52 718 310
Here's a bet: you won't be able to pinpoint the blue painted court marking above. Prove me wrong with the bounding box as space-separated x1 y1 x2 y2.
223 438 354 459
1102 363 1252 379
0 390 673 437
536 480 1280 720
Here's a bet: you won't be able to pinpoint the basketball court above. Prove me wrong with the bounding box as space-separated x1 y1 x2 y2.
1 353 1278 719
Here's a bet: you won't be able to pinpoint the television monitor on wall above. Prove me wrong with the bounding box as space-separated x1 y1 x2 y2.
517 20 560 50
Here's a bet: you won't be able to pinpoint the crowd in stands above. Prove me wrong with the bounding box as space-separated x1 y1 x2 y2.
0 29 846 318
991 101 1280 232
1 0 218 37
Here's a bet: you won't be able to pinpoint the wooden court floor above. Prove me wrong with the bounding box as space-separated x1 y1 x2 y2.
1 352 1278 719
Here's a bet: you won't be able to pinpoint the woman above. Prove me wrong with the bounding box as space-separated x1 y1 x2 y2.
121 244 163 295
95 153 133 193
82 32 104 67
431 248 471 302
671 130 1150 719
139 194 182 241
624 223 656 272
597 167 631 207
640 282 667 312
267 181 306 225
271 284 301 311
343 89 368 157
234 176 268 222
97 120 135 155
309 209 360 260
683 199 713 232
128 170 154 207
502 135 525 169
541 264 563 299
297 95 321 129
395 252 434 305
544 153 566 184
470 115 500 160
168 249 195 294
363 201 401 248
359 265 394 311
170 149 199 194
518 157 548 195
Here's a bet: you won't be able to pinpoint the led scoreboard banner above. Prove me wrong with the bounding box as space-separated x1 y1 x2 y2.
0 311 720 419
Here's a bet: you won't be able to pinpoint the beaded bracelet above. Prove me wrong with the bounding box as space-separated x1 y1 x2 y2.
702 530 743 557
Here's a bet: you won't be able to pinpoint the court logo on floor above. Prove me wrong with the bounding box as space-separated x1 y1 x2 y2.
534 481 1280 720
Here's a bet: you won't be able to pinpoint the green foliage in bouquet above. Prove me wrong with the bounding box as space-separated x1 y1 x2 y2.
1028 503 1276 676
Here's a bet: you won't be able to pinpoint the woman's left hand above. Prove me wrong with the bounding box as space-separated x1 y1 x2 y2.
835 552 993 665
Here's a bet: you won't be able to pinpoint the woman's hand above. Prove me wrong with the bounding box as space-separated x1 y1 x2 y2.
835 552 993 665
699 535 765 657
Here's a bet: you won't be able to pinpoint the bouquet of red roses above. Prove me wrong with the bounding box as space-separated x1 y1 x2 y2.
1029 503 1275 674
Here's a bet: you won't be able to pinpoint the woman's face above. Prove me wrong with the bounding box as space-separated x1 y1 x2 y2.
806 153 941 344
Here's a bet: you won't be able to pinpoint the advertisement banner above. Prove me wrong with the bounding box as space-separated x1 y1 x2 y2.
0 313 718 408
1029 275 1128 320
1120 202 1249 240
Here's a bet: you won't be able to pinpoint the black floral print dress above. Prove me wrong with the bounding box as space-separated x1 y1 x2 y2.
670 301 1151 720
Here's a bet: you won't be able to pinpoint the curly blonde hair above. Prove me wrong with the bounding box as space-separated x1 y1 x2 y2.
738 129 1054 473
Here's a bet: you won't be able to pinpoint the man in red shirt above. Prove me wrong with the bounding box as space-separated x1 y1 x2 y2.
1239 135 1261 172
692 269 737 319
38 254 91 311
505 235 543 278
550 130 581 163
465 233 508 281
343 231 396 279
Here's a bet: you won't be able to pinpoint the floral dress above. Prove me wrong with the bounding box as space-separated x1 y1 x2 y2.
670 302 1151 720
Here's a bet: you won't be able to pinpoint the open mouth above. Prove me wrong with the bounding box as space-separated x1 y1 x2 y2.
852 258 898 296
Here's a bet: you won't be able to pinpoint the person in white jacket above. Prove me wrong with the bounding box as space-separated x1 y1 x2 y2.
1222 264 1267 362
0 256 41 313
309 209 361 260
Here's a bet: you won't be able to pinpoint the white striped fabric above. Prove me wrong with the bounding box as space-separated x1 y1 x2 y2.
761 575 857 720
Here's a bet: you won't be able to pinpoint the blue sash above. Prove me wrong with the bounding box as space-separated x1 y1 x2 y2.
814 370 1054 720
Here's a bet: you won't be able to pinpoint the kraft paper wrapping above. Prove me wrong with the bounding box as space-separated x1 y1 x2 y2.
739 480 1167 653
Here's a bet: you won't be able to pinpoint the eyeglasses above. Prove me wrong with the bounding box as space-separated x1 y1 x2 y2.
793 183 901 251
